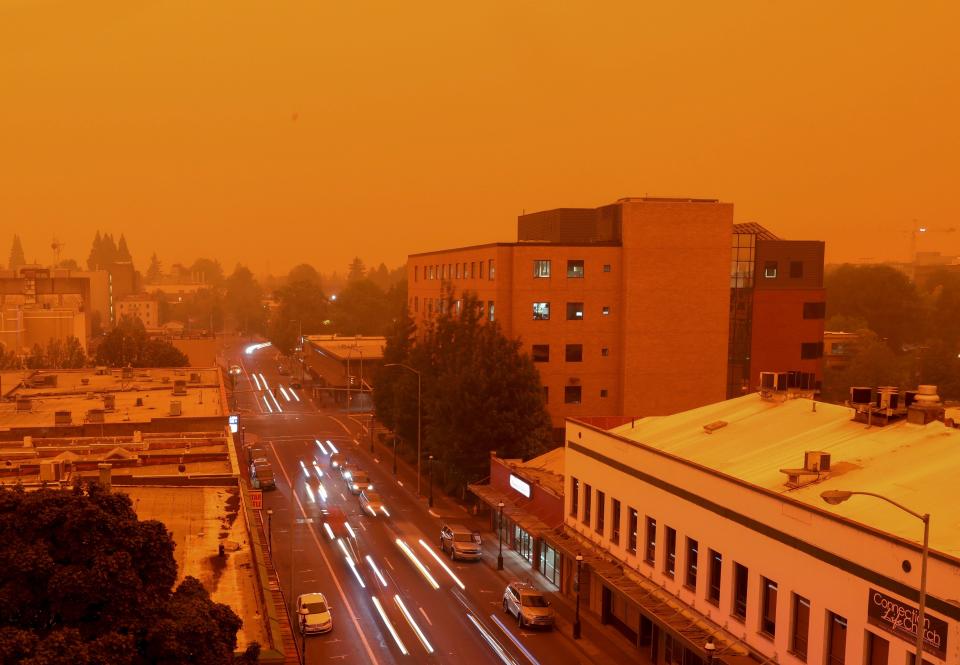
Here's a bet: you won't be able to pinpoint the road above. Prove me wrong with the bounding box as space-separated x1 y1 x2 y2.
230 340 592 665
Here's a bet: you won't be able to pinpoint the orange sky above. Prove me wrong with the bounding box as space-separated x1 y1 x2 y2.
2 1 959 276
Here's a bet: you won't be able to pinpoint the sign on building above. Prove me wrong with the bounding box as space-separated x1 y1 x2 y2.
249 490 263 511
866 588 947 659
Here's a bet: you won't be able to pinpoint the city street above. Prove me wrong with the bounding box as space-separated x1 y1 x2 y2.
232 341 593 665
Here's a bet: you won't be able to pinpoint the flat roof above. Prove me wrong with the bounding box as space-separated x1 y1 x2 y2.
304 335 386 361
503 446 565 495
606 393 960 556
0 368 225 429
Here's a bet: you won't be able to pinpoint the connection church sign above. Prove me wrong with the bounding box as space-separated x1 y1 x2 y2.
867 589 947 659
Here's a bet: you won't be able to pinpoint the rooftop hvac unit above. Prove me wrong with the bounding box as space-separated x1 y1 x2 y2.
16 398 31 412
103 394 116 411
875 386 899 410
189 372 201 383
87 409 105 423
850 387 872 405
121 367 134 379
80 378 89 386
759 371 788 392
169 401 182 416
903 390 918 408
39 460 63 482
804 451 831 472
95 366 109 375
54 410 72 425
172 380 187 396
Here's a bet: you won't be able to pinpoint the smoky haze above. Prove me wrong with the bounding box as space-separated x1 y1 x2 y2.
2 1 959 274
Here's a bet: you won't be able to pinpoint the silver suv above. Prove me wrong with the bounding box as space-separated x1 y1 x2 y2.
502 582 555 629
439 523 482 561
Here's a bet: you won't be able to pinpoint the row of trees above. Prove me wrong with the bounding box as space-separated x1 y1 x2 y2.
86 231 133 271
821 264 960 400
0 339 87 370
0 483 258 664
373 292 553 495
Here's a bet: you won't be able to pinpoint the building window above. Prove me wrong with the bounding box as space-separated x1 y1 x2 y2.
542 386 548 403
564 386 582 404
603 264 611 272
566 302 584 320
489 259 495 279
478 262 484 279
664 526 676 578
790 261 804 278
533 302 551 320
790 594 810 661
826 612 847 665
567 260 584 278
532 344 550 362
539 542 560 588
707 550 722 605
644 517 656 564
415 266 419 282
803 302 826 319
627 508 638 554
764 261 778 278
456 263 462 279
685 538 698 590
488 301 495 321
469 262 475 278
534 260 551 278
442 265 447 280
582 483 592 527
600 389 608 398
595 490 605 535
414 296 419 312
565 344 583 362
732 562 748 620
865 632 889 665
760 577 777 636
602 306 610 316
570 477 579 518
601 347 609 357
611 499 621 546
800 342 824 359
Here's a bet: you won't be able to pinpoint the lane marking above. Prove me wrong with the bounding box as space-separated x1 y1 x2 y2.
490 614 542 665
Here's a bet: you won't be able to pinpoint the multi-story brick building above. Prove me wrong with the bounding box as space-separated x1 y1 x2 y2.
408 197 825 432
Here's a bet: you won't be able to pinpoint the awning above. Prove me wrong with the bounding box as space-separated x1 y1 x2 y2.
544 527 770 664
468 483 560 536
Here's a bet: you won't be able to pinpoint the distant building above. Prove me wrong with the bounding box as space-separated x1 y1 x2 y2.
408 198 825 433
824 330 863 371
116 294 160 330
0 266 93 353
302 335 385 410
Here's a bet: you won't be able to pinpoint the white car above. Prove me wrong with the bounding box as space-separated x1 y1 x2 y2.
360 490 385 517
297 592 333 634
503 582 555 629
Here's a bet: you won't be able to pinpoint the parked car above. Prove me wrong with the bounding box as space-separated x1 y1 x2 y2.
502 582 555 629
251 463 276 490
359 490 385 517
296 592 333 634
348 470 373 495
245 445 267 466
440 523 482 561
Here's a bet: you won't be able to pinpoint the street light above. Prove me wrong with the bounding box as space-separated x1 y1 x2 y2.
383 363 422 497
573 553 584 639
267 509 273 553
497 501 505 570
298 604 310 665
821 490 930 664
705 637 716 665
428 455 434 508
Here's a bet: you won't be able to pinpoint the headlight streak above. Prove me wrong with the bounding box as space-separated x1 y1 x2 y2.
289 387 301 401
312 463 323 479
371 596 407 655
466 613 516 665
365 555 388 588
394 595 434 654
252 374 261 391
490 614 542 665
263 395 273 413
336 538 352 562
345 522 357 540
317 483 328 502
346 555 366 588
279 386 291 402
381 506 391 517
299 459 308 474
395 539 439 590
366 505 377 517
259 373 269 390
326 440 339 454
323 522 335 540
315 439 329 455
269 390 283 413
417 539 466 590
244 342 271 355
304 484 316 503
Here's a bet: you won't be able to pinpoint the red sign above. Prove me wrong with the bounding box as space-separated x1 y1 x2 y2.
249 490 263 510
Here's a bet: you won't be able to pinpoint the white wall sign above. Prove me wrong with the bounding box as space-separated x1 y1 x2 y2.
509 474 531 498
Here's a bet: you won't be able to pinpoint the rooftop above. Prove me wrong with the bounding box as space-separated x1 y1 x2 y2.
304 335 386 361
502 446 565 496
606 393 960 556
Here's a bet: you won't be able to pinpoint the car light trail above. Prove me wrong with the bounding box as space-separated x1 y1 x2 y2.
299 459 308 474
371 596 407 655
490 614 542 665
381 506 391 517
326 440 339 454
365 505 377 517
317 482 328 502
279 386 291 402
345 522 357 540
259 373 269 390
315 439 329 455
244 342 271 355
269 391 283 413
289 387 300 401
262 396 273 413
312 463 324 479
466 614 516 665
346 556 366 589
366 555 388 587
417 539 466 590
304 484 316 503
337 538 352 562
395 595 434 654
323 522 335 540
395 539 439 590
252 374 261 391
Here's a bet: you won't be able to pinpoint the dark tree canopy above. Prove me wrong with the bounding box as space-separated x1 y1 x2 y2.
224 265 266 335
0 484 257 664
95 316 189 367
8 234 26 271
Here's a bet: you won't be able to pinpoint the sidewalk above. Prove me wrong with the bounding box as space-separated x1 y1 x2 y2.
349 414 650 665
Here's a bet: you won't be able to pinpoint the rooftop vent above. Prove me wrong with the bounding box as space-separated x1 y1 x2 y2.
779 451 831 488
87 409 105 423
189 372 201 383
54 410 72 425
907 385 944 425
703 420 728 434
16 398 31 412
103 394 116 411
172 380 187 396
169 401 182 417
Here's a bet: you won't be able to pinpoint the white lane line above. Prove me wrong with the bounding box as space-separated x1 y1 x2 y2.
384 557 395 571
428 509 440 518
252 373 262 391
239 358 264 414
418 606 433 626
267 441 380 665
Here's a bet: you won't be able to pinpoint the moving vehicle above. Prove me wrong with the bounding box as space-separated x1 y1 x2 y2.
348 470 373 495
251 463 276 490
502 582 555 629
329 453 345 470
339 461 357 481
359 490 385 516
296 592 333 634
440 523 482 561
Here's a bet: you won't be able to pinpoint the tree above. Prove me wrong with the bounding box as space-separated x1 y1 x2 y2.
269 271 330 354
225 266 266 335
287 264 321 289
820 329 914 402
86 231 102 270
8 235 26 271
117 234 132 262
0 483 256 664
146 253 162 282
329 279 390 336
372 308 417 439
347 257 366 282
0 345 21 370
95 316 189 367
27 337 88 369
921 268 960 351
57 258 81 270
369 263 391 291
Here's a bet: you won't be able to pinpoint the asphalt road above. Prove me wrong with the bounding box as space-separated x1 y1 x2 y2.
229 340 592 665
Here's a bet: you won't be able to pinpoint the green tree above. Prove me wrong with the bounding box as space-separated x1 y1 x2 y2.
86 231 102 270
225 265 266 335
0 345 22 369
330 279 393 336
372 309 417 440
369 263 391 291
0 483 256 664
95 316 189 367
38 337 87 369
146 253 163 282
8 235 26 271
921 268 960 351
269 273 329 354
117 234 132 262
347 257 366 282
820 330 914 402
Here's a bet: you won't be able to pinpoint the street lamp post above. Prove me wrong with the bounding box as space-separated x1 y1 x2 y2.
497 501 505 570
821 490 930 664
383 363 422 497
574 553 584 639
298 605 309 665
267 509 273 553
428 455 434 508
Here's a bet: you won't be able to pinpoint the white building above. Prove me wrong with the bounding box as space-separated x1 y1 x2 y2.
563 390 959 665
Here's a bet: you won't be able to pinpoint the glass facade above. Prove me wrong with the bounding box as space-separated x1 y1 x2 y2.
539 542 560 588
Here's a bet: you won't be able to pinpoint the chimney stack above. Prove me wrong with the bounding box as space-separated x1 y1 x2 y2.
98 463 112 493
